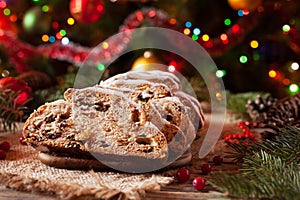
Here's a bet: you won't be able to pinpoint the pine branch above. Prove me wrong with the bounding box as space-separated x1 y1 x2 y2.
210 150 300 199
209 126 300 199
0 89 29 132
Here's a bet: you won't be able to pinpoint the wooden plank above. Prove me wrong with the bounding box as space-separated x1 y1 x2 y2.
0 186 55 200
145 190 228 200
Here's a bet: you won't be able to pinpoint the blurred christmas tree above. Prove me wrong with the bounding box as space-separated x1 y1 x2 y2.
0 0 300 111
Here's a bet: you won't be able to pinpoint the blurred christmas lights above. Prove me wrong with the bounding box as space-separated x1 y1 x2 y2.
289 84 299 94
291 62 299 71
0 1 299 92
239 55 248 63
216 70 226 78
268 70 277 78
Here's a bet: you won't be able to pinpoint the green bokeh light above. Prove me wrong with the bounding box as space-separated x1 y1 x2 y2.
97 63 105 71
216 70 227 78
289 84 299 94
192 34 198 41
224 18 231 26
23 12 35 28
282 24 290 32
3 8 11 16
60 29 67 36
239 55 248 63
42 5 49 12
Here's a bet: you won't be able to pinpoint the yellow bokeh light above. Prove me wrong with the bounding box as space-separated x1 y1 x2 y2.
202 34 209 41
67 17 75 25
268 70 277 78
250 40 259 48
102 42 109 49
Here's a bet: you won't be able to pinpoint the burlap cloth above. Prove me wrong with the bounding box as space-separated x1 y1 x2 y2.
0 124 175 200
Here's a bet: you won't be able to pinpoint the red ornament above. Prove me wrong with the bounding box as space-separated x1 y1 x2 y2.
0 77 32 106
201 163 212 175
0 150 6 160
0 141 11 152
69 0 105 24
192 177 205 191
176 167 190 183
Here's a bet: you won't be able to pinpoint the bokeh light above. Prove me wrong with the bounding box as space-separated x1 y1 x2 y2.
282 24 290 32
61 37 69 45
193 28 201 35
268 70 277 78
42 5 49 12
102 42 109 49
168 64 176 72
250 40 259 48
3 8 10 15
202 34 209 41
49 36 55 43
183 28 190 35
41 34 49 42
224 18 231 26
97 63 105 71
192 35 198 40
185 21 192 28
239 55 248 63
216 70 227 78
291 62 299 70
67 17 75 25
282 78 291 86
289 84 299 94
237 10 244 16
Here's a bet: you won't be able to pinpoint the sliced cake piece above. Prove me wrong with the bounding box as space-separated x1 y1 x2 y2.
22 100 91 158
23 97 168 161
65 87 169 160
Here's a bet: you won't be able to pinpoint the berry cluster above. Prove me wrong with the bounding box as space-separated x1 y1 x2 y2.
176 156 223 191
223 121 257 144
0 141 11 160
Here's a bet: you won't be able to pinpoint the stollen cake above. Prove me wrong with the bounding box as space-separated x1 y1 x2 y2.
22 70 205 171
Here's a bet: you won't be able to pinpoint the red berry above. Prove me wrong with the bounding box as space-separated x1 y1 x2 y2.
0 141 10 152
0 150 6 160
176 167 190 183
201 163 212 174
192 177 205 191
213 155 223 165
19 136 27 145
